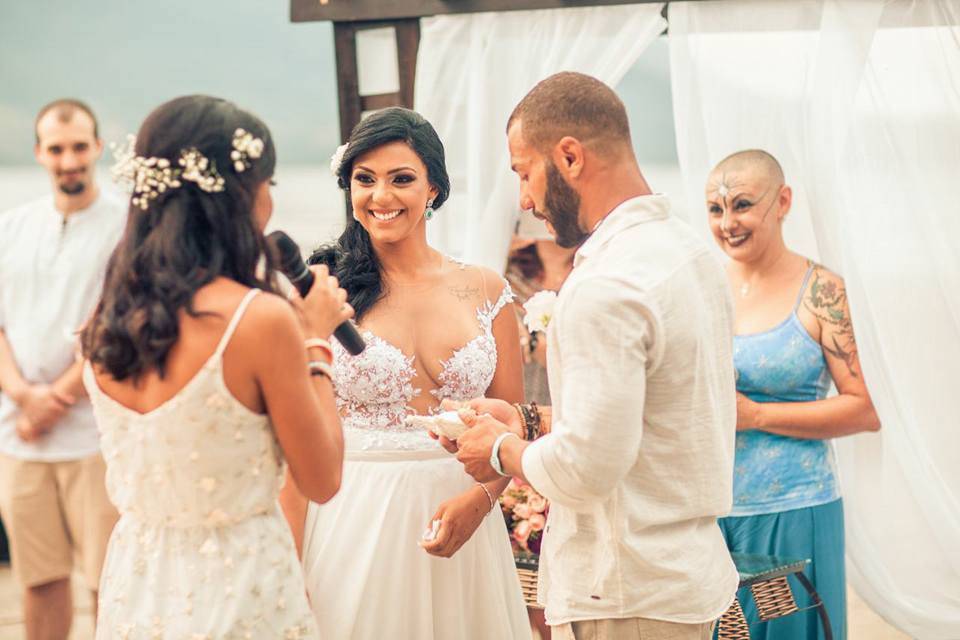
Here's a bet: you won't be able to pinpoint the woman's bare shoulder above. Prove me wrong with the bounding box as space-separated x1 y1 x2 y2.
441 259 508 305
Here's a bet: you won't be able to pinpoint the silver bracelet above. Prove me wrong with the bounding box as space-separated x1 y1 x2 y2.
475 482 496 512
490 432 520 477
308 360 333 380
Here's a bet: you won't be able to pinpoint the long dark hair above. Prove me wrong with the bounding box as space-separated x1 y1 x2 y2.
81 95 278 381
308 107 450 321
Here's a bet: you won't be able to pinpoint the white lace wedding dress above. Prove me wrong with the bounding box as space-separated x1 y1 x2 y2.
83 290 318 639
301 280 531 639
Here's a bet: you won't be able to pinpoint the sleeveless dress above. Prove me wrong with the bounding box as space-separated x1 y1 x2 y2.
83 289 319 639
301 279 532 639
718 265 847 640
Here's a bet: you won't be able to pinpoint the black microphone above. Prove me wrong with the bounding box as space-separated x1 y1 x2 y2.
266 230 366 355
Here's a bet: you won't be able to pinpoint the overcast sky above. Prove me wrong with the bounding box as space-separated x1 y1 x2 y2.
0 1 677 166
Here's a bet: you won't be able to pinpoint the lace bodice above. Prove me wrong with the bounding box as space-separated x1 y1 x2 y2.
333 280 514 451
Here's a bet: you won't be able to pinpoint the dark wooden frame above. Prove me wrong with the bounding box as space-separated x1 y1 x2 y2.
331 19 421 143
292 0 666 23
292 0 672 220
294 0 671 145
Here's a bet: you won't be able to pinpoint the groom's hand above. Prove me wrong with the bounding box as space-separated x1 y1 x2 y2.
455 412 511 483
463 397 522 434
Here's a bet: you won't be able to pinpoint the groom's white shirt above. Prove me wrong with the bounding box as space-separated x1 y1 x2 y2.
521 194 739 626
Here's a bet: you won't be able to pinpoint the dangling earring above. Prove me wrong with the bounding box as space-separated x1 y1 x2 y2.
424 198 435 221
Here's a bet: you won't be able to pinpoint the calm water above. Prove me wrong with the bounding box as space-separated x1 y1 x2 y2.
0 165 349 252
0 163 692 255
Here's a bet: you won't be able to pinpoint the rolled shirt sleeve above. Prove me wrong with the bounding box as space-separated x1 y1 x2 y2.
521 276 661 511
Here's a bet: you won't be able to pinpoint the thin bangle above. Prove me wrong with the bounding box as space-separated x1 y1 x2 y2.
308 360 333 380
475 482 495 512
304 338 333 364
304 337 332 351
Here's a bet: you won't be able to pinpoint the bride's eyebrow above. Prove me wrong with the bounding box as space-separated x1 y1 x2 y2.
353 165 418 175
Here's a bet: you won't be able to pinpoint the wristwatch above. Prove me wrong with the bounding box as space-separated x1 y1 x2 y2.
490 432 520 477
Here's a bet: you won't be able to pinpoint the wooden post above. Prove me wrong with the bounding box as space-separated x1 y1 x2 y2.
332 19 421 144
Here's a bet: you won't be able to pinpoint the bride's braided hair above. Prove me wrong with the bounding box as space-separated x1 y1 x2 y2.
309 108 450 321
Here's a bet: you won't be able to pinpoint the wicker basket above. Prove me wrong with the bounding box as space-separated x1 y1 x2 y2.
515 552 543 609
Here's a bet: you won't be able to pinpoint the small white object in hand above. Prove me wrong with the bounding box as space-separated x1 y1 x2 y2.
421 518 442 542
404 410 470 441
522 290 558 333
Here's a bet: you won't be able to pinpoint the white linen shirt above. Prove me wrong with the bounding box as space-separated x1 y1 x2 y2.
0 190 125 461
521 195 739 625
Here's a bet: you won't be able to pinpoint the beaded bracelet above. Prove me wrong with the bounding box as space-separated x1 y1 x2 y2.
513 403 527 438
516 402 542 441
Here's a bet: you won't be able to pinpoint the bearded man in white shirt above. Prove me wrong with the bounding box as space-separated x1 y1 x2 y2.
448 72 740 640
0 99 123 640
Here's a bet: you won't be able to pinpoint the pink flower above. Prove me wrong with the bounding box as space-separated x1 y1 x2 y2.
513 503 533 520
500 492 518 510
527 493 547 513
513 519 532 549
528 513 546 532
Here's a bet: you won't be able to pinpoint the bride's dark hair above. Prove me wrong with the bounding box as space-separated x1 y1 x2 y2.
81 95 278 381
309 107 450 321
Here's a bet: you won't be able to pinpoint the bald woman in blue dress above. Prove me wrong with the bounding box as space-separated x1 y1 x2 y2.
705 150 881 640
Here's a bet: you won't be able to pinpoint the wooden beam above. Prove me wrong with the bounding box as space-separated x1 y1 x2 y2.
292 0 664 23
396 19 421 110
332 22 362 143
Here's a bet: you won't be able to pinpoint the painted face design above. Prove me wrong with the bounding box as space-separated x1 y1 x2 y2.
706 171 781 258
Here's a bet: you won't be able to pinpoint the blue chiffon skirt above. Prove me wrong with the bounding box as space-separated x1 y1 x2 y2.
718 499 847 640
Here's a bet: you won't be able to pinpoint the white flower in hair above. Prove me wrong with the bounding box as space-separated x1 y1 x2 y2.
522 290 558 333
110 135 184 210
179 148 225 193
330 143 349 175
231 128 265 173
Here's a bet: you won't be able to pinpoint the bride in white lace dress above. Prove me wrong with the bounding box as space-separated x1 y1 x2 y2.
281 108 532 639
79 96 351 638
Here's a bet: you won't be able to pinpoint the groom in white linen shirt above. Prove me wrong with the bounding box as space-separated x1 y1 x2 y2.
446 72 739 640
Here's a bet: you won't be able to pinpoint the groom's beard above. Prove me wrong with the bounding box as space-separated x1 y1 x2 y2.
543 162 587 249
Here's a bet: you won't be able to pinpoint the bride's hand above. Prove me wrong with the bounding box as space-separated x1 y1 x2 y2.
420 486 491 559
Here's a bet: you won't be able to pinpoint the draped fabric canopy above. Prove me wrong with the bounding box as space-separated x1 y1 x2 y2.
669 1 960 637
414 2 959 636
414 4 667 271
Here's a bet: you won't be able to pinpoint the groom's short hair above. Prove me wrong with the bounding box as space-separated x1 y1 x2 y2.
507 72 631 154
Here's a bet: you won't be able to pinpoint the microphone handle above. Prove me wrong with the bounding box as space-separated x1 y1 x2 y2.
290 264 366 356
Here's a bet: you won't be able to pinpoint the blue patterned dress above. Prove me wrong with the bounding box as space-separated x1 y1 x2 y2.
718 265 847 640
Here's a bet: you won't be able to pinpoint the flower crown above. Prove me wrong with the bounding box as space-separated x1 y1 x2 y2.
111 128 264 210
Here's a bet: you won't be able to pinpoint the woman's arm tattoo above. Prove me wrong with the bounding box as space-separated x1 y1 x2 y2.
803 268 860 377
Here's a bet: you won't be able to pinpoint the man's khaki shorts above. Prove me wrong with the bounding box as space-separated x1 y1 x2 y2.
553 617 716 640
0 452 118 590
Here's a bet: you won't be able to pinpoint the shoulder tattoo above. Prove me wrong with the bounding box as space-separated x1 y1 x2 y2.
803 266 860 377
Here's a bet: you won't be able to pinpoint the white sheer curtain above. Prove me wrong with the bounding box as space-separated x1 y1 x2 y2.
414 4 667 271
670 1 960 637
